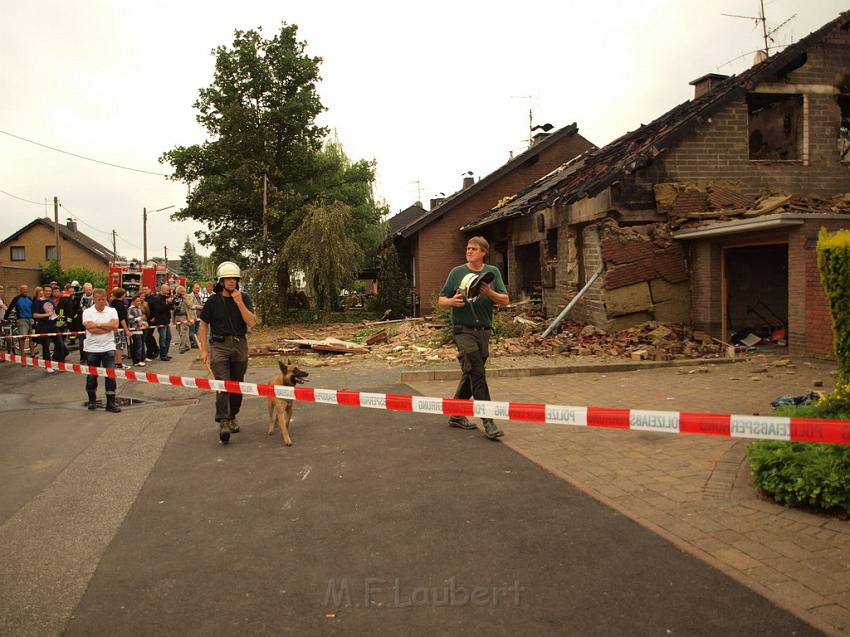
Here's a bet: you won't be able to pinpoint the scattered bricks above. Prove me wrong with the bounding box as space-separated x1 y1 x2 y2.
631 349 648 361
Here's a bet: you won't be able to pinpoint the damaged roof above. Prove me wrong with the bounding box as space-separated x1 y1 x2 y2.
395 122 582 238
463 10 850 232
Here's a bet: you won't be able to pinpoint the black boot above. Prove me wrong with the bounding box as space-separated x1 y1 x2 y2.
482 418 504 440
105 395 122 413
219 419 231 444
87 391 97 410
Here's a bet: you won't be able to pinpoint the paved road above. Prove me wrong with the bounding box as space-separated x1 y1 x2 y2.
0 357 823 635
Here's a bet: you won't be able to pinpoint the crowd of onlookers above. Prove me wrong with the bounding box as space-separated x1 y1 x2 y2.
0 279 216 371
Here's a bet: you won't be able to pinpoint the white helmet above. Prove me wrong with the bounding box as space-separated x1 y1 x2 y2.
216 261 241 280
458 271 494 302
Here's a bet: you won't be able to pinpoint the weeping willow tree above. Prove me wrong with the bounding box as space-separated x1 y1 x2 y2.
281 201 363 314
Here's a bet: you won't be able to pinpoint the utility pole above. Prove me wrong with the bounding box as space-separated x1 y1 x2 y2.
112 229 118 260
164 245 168 265
53 196 61 267
143 207 147 263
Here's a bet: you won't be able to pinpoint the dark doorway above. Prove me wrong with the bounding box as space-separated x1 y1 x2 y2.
725 244 788 344
515 242 541 297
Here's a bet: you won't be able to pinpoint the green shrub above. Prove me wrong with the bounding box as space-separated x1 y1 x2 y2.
749 436 850 516
817 228 850 383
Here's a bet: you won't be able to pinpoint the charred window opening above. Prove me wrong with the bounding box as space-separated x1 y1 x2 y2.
839 95 850 162
493 241 509 286
747 93 803 160
546 228 558 259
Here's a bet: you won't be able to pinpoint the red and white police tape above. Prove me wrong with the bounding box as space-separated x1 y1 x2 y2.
1 350 849 445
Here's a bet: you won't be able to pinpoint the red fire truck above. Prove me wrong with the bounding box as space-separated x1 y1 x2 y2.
108 261 187 296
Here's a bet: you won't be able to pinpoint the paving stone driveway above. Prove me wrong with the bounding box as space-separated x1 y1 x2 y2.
409 355 850 636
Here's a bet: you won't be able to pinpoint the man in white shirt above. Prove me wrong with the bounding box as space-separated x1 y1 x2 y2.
82 288 121 413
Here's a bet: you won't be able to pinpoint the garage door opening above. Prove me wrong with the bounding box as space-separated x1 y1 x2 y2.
725 244 788 348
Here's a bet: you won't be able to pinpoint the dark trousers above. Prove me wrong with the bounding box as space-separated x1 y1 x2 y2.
451 327 491 402
85 350 116 395
144 327 158 358
131 334 145 364
209 336 249 422
78 333 87 362
157 325 172 358
40 334 66 362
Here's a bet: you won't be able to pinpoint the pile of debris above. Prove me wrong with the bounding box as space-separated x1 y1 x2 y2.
657 184 850 230
249 316 726 367
491 321 723 360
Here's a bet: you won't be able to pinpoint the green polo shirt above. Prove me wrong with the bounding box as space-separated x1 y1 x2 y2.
440 264 506 329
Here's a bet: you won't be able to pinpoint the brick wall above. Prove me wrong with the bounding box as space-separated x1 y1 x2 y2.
0 222 107 274
416 133 594 313
642 29 850 195
569 224 607 325
685 219 850 359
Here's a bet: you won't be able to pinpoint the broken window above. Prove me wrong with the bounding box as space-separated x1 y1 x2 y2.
546 228 558 259
747 93 803 160
839 95 850 162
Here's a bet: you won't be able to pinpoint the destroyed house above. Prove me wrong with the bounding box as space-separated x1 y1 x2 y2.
391 123 595 315
462 10 850 358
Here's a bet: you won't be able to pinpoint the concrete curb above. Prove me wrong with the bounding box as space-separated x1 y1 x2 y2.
400 356 743 383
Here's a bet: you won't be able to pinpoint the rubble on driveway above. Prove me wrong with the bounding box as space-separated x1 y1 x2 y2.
248 313 728 367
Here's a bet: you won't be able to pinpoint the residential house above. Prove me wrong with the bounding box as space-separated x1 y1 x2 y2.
463 11 850 358
392 123 595 315
0 217 114 294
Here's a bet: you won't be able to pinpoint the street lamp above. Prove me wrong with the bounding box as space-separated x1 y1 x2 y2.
143 205 175 263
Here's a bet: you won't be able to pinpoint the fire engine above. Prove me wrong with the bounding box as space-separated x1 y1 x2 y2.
108 261 187 296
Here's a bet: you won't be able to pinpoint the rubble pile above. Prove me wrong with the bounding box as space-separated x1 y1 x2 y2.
490 321 723 360
250 316 725 367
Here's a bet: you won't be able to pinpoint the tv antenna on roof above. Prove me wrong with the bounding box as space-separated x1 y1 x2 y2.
511 95 534 147
720 0 796 66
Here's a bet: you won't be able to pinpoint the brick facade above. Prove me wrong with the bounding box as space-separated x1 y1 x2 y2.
412 133 593 313
0 222 108 274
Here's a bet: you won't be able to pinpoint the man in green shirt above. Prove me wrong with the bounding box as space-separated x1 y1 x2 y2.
438 236 510 439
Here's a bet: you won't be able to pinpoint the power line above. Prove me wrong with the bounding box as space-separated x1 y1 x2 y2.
58 203 111 238
0 129 171 177
0 188 45 206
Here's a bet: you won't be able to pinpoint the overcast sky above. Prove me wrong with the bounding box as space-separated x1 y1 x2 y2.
1 0 845 261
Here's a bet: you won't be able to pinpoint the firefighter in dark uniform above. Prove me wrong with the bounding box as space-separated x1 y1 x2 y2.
197 261 257 444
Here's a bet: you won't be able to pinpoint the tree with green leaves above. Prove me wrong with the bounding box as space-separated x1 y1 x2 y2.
162 23 385 319
375 240 410 318
179 236 203 280
282 201 363 314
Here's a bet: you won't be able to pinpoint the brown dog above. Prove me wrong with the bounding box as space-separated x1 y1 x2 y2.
266 359 309 446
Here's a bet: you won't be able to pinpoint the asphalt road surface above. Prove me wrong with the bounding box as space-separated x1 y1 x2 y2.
0 361 822 636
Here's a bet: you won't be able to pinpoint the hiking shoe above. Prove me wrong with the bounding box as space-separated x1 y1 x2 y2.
482 419 504 440
219 420 231 444
448 415 476 430
228 417 240 434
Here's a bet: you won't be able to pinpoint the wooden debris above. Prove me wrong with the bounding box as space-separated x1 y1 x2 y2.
365 330 388 345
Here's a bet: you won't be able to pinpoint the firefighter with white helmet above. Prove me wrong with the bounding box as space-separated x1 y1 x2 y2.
197 261 257 444
438 236 510 440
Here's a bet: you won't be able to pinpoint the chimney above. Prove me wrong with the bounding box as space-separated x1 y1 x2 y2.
531 122 555 145
689 73 729 99
429 197 445 210
462 172 475 189
66 218 78 232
